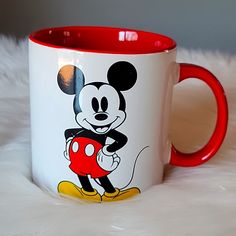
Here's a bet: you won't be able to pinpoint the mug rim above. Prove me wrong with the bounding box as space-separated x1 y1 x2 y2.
29 26 177 55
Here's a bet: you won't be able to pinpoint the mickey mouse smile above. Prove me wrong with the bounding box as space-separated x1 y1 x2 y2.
91 124 111 134
84 116 120 134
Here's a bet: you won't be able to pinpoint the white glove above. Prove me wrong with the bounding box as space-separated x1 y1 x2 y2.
96 145 121 171
64 137 73 160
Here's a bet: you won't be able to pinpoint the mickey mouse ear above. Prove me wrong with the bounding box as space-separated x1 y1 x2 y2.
107 61 137 91
57 65 84 95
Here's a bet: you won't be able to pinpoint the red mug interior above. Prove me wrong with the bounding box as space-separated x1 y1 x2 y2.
29 26 176 54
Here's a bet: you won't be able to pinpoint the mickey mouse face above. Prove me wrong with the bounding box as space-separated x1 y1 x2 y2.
57 61 137 134
76 83 126 134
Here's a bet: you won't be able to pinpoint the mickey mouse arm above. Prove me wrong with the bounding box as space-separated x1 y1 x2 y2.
106 130 128 153
64 128 82 140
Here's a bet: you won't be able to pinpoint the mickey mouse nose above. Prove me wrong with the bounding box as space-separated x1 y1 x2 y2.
95 113 108 121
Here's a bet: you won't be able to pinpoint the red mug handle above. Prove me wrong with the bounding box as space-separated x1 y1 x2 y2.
170 63 228 167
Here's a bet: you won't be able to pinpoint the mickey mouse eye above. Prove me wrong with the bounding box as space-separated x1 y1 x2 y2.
92 97 99 113
101 97 108 112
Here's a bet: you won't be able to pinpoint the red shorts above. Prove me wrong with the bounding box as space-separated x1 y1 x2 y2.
68 137 110 178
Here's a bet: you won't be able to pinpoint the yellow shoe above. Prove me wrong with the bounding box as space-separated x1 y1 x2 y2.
58 181 102 203
102 187 140 202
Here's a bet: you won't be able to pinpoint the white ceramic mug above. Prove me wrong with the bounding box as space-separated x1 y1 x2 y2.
29 26 228 202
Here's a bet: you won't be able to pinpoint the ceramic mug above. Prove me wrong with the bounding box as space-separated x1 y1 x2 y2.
29 26 228 202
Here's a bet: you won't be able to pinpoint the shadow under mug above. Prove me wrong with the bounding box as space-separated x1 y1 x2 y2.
29 26 228 203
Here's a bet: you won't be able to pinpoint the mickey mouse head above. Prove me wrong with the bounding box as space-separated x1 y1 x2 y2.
57 61 137 134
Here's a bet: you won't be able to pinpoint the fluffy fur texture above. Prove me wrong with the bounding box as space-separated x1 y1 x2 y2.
0 36 235 236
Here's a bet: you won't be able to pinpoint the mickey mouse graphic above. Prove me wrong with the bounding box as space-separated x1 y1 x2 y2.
57 61 140 202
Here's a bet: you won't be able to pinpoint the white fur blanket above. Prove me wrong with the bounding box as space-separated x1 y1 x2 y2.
0 36 235 236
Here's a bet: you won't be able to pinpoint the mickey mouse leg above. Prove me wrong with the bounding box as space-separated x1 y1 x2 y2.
58 175 102 202
99 176 141 202
78 175 94 192
99 176 116 193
